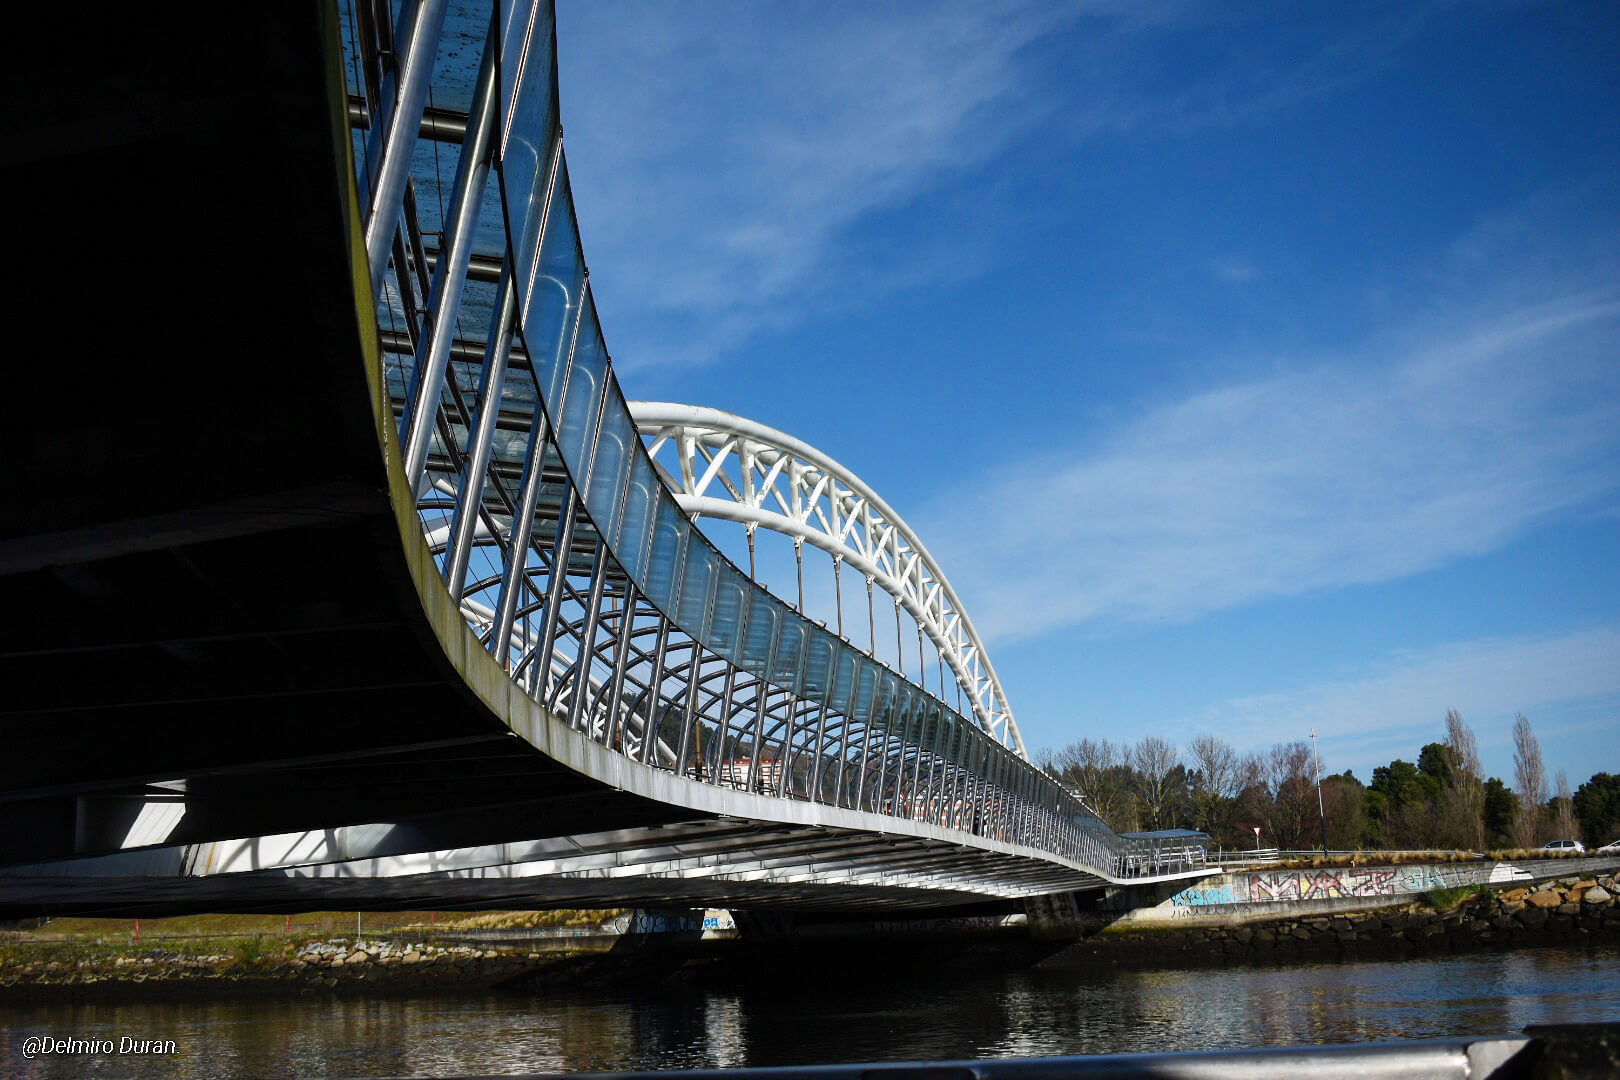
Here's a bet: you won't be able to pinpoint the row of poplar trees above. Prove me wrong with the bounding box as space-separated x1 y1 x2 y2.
1040 711 1619 852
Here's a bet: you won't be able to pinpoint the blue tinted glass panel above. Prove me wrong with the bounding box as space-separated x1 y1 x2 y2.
585 387 632 540
831 649 855 709
520 168 581 415
498 1 556 285
677 544 715 637
803 637 832 697
709 569 745 662
616 452 656 582
645 492 686 613
742 593 776 675
554 304 604 474
851 664 875 725
877 672 900 732
772 619 805 689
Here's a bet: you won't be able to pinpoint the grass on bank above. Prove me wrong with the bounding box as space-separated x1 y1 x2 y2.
2 909 628 949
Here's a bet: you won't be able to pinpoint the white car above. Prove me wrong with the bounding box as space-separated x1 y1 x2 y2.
1542 838 1586 853
1599 839 1620 853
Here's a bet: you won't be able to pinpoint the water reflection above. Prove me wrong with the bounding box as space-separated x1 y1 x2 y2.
2 948 1616 1078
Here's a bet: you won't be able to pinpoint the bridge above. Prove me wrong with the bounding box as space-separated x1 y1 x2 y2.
0 1 1207 919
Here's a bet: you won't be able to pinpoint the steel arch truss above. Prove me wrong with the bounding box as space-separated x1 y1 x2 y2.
630 403 1025 758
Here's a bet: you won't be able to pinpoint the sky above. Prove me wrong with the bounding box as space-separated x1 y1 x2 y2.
553 0 1620 791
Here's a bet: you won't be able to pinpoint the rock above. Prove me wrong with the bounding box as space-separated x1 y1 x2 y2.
1557 903 1581 916
402 951 422 964
1502 888 1529 902
1232 928 1253 945
1528 890 1564 909
346 950 369 965
1501 900 1526 913
1516 907 1550 928
1330 918 1353 933
1582 885 1611 904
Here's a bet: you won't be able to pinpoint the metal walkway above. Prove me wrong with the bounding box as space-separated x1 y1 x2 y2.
0 1 1205 917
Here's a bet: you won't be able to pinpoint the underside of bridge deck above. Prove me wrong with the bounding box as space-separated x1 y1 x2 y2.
0 5 1204 917
1 4 699 878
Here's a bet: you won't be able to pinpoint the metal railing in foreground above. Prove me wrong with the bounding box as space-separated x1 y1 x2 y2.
448 1024 1620 1080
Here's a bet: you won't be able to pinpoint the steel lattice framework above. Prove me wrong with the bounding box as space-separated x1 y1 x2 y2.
630 402 1025 758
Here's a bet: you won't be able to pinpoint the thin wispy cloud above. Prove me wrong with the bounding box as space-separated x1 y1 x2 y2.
1183 625 1620 777
556 1 1420 372
557 1 1074 369
922 200 1620 641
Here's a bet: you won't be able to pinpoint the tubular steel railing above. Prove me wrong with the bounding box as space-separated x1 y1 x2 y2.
338 0 1201 884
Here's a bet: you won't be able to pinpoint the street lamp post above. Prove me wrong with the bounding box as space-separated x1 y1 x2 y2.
1310 728 1329 854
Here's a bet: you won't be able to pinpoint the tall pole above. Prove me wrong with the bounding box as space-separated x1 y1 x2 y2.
1310 728 1329 853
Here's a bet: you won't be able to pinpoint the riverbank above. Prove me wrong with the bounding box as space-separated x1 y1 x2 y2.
1057 872 1619 967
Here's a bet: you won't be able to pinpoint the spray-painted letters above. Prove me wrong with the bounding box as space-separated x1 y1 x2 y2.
1169 864 1453 908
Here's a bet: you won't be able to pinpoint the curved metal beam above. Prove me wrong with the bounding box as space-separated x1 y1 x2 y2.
627 401 1026 760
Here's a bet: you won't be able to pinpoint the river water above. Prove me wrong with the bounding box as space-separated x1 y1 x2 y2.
3 947 1617 1077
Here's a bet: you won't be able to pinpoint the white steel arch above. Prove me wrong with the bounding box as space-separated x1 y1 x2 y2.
628 401 1027 760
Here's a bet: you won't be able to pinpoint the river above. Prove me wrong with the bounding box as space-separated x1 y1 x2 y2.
3 946 1616 1077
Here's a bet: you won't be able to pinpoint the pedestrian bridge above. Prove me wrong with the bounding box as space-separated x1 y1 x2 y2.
0 1 1206 917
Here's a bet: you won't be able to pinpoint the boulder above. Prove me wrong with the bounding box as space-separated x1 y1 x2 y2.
1582 885 1611 904
1528 890 1564 909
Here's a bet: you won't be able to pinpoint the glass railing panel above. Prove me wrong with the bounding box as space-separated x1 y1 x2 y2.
519 164 579 410
741 591 777 676
585 384 633 541
553 299 605 474
677 543 715 640
709 568 746 662
643 491 686 612
496 0 557 284
616 452 657 582
772 617 805 690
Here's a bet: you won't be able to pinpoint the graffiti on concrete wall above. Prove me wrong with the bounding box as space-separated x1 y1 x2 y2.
1169 864 1453 908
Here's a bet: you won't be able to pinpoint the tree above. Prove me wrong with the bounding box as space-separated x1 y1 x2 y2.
1482 777 1519 849
1549 770 1580 842
1186 734 1239 840
1572 773 1620 847
1129 736 1181 831
1370 759 1433 848
1321 771 1370 850
1511 714 1546 847
1265 742 1317 850
1048 737 1132 830
1439 709 1485 849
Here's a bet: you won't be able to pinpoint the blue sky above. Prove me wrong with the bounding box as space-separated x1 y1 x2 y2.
554 0 1620 789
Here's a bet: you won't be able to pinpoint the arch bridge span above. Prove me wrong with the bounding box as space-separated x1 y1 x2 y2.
0 0 1205 916
630 402 1023 759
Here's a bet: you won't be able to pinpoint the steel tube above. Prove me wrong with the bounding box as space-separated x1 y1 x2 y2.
400 25 502 489
364 0 450 292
